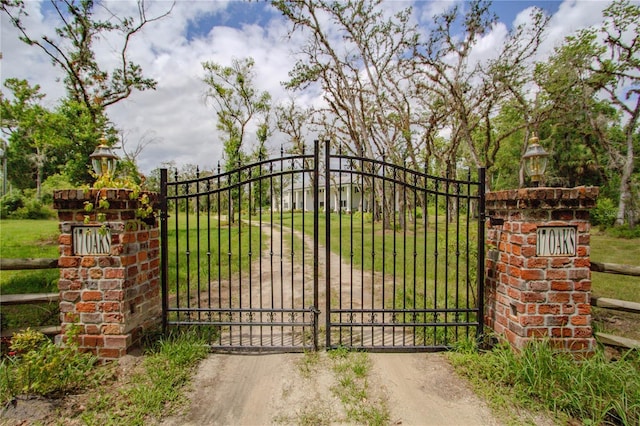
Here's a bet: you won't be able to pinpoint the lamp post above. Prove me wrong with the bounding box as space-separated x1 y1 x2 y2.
522 134 549 187
89 138 119 179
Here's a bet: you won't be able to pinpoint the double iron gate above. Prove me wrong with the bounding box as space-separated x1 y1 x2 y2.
160 141 485 352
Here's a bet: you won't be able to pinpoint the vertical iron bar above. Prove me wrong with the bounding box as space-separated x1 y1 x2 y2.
302 149 306 340
313 140 320 350
270 161 275 346
339 147 344 345
325 140 332 349
227 173 232 345
174 169 180 324
238 164 243 346
347 157 353 346
433 179 439 345
360 156 364 347
371 166 375 346
466 168 471 338
423 164 428 347
290 156 295 346
381 155 386 346
444 171 450 346
413 172 418 346
455 179 461 342
259 158 264 346
392 167 397 346
477 167 486 340
206 179 212 330
217 164 222 343
280 147 284 346
160 169 168 334
248 166 253 345
196 168 201 323
185 181 191 321
402 161 407 346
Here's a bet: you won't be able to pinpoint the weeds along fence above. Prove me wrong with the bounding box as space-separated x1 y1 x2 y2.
589 262 640 350
0 258 60 338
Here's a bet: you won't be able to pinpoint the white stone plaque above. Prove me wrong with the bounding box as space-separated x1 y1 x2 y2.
536 226 576 257
73 227 111 255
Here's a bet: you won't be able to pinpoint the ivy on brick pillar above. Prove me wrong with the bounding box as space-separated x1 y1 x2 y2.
54 189 161 360
484 187 598 355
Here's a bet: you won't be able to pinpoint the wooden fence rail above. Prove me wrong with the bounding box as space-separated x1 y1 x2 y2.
0 258 61 338
589 261 640 349
0 258 58 271
591 261 640 277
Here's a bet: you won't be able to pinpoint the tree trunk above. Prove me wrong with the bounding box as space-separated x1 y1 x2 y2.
614 132 635 227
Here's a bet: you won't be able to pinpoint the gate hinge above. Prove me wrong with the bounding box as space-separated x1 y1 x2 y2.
488 216 504 227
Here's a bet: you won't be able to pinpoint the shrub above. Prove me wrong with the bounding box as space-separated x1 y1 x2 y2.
0 191 55 219
0 191 25 218
606 224 640 239
591 197 618 228
0 326 99 402
11 197 55 219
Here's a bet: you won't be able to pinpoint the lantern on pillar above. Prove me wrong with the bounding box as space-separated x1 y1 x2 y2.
522 134 549 187
90 138 119 178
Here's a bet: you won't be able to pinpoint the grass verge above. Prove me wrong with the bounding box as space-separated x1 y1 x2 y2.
449 339 640 425
78 331 209 425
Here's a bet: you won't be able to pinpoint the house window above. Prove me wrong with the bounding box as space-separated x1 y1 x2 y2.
355 187 360 193
340 200 347 207
319 202 325 207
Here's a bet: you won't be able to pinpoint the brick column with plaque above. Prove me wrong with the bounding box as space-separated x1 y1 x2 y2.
484 187 598 354
54 189 161 359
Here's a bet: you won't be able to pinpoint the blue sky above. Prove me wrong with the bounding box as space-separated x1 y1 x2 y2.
0 0 613 173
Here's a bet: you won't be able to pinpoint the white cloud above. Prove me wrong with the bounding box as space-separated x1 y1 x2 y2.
1 0 614 175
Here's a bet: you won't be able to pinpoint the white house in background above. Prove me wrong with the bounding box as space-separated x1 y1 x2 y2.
272 178 372 212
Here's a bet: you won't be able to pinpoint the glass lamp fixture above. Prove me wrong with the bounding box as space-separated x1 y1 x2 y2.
90 138 119 177
523 134 549 187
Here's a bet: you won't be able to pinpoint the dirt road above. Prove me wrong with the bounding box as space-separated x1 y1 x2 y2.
160 222 501 425
160 351 500 425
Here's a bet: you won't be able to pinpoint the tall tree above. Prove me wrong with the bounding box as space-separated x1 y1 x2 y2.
274 0 423 165
538 0 639 226
1 0 173 183
202 57 271 222
0 79 69 194
416 0 549 189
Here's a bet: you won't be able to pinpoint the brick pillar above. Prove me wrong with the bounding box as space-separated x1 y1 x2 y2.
54 189 161 360
484 187 598 354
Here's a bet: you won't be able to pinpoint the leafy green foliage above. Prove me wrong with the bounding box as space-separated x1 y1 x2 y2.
591 197 619 228
450 340 640 425
0 326 101 401
606 225 640 239
1 193 55 219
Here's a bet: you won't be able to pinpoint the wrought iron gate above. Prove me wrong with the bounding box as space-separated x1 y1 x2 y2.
160 141 485 352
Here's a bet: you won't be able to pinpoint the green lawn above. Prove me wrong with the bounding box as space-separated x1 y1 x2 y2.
0 219 60 330
165 213 264 300
274 211 480 310
590 232 640 303
0 219 59 294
